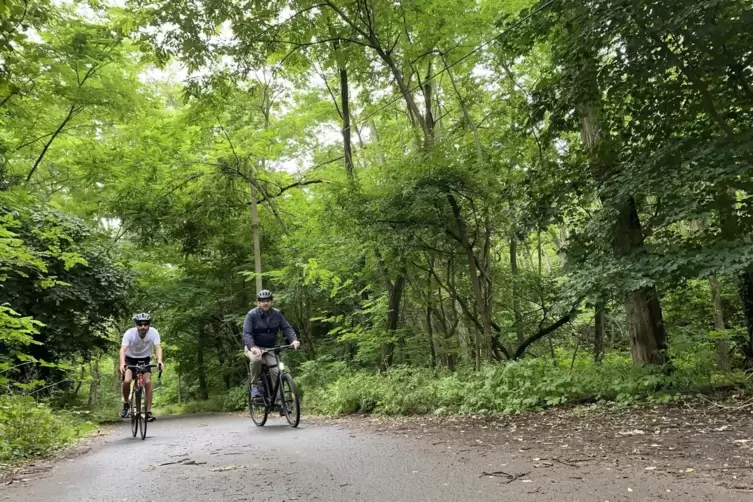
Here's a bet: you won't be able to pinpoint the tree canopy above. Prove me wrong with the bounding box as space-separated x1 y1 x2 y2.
1 0 752 405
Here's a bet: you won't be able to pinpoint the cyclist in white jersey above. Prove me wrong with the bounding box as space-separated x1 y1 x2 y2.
119 313 164 421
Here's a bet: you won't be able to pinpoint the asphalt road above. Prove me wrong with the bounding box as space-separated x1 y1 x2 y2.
2 413 750 501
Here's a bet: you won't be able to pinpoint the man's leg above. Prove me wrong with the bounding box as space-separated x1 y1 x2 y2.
144 372 153 409
265 354 281 407
245 348 265 399
121 369 132 418
246 348 263 384
144 372 155 421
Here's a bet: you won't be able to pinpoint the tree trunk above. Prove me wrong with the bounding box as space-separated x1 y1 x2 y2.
217 349 230 391
625 287 666 364
340 67 354 177
197 329 209 401
426 269 437 368
74 365 85 395
249 174 263 294
594 303 605 364
738 269 753 369
708 276 731 371
580 103 667 365
446 193 491 368
303 289 316 360
716 187 753 368
510 239 524 345
87 358 100 407
113 360 120 395
382 273 405 370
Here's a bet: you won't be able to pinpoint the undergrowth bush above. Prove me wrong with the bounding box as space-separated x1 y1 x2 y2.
153 385 250 416
296 353 750 416
0 395 93 463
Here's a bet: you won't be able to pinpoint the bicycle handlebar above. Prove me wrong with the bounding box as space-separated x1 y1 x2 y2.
259 344 297 354
125 364 163 379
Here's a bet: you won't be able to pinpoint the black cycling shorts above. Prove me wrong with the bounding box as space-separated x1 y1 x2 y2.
124 356 151 380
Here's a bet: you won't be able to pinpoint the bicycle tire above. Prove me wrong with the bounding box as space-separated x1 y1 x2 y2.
281 373 300 428
140 388 147 440
249 381 268 426
130 388 139 437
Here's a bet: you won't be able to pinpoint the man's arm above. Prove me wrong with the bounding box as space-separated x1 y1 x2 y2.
279 313 298 345
119 330 130 373
119 345 128 373
242 311 256 349
151 330 163 369
155 344 163 369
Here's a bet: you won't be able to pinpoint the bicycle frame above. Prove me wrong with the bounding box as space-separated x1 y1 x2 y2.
258 350 287 409
248 344 300 427
126 363 161 415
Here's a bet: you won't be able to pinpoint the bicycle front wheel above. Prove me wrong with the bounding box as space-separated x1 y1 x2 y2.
131 389 140 437
249 381 268 427
281 373 300 428
139 389 147 440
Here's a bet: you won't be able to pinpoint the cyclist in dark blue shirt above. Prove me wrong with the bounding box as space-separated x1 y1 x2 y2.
243 289 300 398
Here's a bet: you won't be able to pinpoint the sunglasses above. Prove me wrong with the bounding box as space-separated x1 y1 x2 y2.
136 322 150 327
259 299 272 303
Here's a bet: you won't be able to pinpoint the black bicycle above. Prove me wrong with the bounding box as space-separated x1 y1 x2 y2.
248 345 301 428
126 363 161 440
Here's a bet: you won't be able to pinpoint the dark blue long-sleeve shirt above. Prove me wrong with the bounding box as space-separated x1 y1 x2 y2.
242 307 297 349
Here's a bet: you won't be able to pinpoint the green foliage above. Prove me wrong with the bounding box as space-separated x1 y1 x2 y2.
2 0 753 469
298 353 749 416
0 395 92 462
0 204 131 367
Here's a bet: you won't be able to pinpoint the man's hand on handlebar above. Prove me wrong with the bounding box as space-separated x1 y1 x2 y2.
250 346 262 357
158 361 164 372
292 340 301 350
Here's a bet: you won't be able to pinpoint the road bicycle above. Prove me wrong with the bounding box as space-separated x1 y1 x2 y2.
126 363 161 440
248 345 301 428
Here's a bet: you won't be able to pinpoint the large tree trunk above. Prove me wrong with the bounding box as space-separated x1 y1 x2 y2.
615 196 667 364
580 104 667 365
625 288 667 364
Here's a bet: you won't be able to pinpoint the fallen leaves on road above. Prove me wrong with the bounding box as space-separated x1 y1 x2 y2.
160 458 206 466
211 465 239 472
480 470 530 484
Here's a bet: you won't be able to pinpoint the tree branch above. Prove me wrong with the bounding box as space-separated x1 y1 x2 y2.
512 306 579 359
25 103 80 183
254 179 327 204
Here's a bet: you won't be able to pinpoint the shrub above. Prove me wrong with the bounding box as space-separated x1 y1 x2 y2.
0 395 85 462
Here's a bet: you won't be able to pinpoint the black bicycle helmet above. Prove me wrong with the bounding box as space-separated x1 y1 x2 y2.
133 312 152 323
257 290 273 301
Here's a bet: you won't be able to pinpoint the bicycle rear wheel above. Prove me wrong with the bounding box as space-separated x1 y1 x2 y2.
281 373 300 428
248 381 268 426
